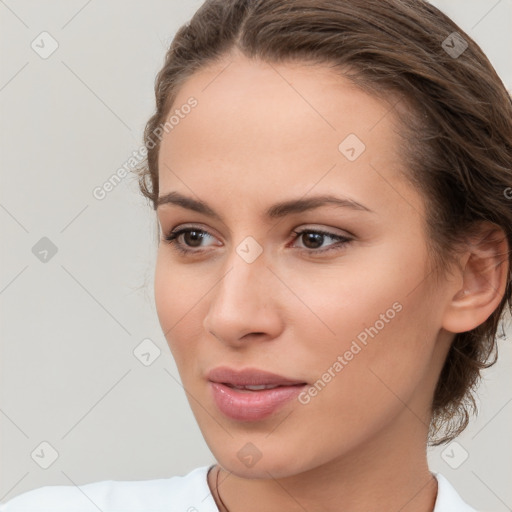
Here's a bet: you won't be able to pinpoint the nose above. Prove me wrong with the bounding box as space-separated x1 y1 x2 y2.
202 251 284 347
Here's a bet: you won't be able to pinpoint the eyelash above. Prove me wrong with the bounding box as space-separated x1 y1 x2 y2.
163 227 352 256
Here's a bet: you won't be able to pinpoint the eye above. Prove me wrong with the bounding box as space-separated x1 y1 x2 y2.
163 226 219 255
162 225 352 256
290 228 352 254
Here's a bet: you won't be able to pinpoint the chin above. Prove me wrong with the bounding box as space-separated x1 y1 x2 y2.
203 432 316 480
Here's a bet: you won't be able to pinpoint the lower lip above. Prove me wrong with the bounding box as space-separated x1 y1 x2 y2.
209 382 306 421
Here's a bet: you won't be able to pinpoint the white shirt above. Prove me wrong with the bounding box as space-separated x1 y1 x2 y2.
0 465 478 511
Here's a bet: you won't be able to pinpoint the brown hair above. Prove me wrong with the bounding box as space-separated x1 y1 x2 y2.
135 0 512 445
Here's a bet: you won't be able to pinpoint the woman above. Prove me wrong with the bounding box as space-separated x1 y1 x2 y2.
2 0 510 510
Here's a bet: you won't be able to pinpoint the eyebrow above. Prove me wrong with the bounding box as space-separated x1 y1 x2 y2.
156 191 374 220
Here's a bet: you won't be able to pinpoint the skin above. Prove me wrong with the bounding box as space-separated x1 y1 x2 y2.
154 50 508 512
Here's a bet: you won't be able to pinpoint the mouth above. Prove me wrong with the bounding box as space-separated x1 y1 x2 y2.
207 366 307 387
207 366 308 421
221 383 304 391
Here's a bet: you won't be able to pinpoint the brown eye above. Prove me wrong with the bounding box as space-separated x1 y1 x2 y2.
301 232 325 249
182 230 206 247
164 227 218 254
291 229 352 254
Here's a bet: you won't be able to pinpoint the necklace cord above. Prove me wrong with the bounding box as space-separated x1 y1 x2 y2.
215 464 230 512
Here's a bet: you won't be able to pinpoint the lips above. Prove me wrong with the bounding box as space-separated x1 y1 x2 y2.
207 366 307 387
207 367 307 421
224 383 284 391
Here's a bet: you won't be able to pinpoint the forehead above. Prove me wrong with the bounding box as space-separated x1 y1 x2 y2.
157 55 423 221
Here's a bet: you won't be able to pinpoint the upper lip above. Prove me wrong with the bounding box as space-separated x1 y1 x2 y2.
207 366 307 387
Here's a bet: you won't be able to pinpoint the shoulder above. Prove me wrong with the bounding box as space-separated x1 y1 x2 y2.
1 467 481 512
0 465 217 512
433 472 479 512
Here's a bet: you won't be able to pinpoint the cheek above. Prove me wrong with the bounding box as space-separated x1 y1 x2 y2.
154 252 206 323
286 288 437 458
154 253 219 380
154 254 200 355
281 244 437 391
277 254 413 346
154 255 177 335
303 285 437 422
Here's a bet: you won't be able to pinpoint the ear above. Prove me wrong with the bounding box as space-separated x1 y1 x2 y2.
442 222 509 334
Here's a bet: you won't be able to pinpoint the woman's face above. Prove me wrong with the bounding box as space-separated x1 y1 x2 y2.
154 53 456 478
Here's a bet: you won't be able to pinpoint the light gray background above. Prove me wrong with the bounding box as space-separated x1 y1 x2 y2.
0 0 511 510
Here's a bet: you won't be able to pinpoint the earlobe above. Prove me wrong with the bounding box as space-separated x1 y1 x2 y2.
442 222 509 334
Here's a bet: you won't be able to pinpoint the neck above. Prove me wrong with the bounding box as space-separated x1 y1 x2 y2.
210 414 437 512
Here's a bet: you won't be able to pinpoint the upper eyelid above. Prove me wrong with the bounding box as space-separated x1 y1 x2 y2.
166 223 220 240
166 223 351 237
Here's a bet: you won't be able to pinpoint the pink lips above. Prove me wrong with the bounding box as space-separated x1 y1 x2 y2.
207 367 307 421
